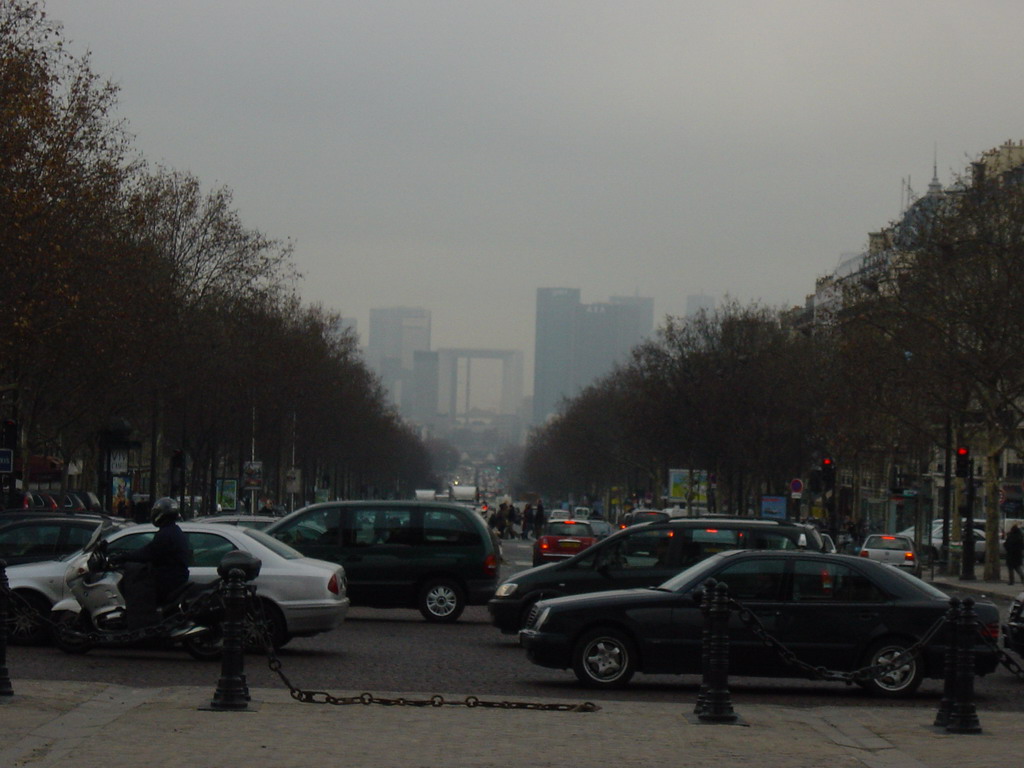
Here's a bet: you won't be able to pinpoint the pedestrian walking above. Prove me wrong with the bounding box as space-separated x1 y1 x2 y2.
522 504 534 539
1005 524 1024 585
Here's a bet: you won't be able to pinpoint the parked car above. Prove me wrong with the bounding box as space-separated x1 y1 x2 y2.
858 534 921 576
898 520 986 563
4 490 59 512
0 515 128 566
489 517 825 634
533 520 599 566
519 549 1001 696
5 521 349 647
62 490 104 514
264 500 499 623
203 513 279 530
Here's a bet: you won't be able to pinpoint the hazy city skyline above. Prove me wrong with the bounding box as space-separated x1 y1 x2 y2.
41 1 1024 379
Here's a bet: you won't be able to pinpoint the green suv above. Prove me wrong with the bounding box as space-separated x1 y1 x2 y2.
265 500 499 622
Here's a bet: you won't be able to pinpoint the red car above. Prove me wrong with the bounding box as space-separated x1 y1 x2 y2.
533 520 598 565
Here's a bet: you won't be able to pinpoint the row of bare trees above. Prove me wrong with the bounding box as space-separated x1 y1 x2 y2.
522 152 1024 581
1 0 434 507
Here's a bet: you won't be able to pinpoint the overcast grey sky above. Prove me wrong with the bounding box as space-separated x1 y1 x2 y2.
43 0 1024 385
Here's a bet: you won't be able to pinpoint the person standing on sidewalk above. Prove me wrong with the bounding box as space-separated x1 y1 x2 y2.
1005 524 1024 585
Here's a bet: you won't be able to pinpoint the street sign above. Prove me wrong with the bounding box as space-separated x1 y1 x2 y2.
789 478 804 494
0 448 12 474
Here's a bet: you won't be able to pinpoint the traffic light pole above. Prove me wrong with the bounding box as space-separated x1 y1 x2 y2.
960 460 976 581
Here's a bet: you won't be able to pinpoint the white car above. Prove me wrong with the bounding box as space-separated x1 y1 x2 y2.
898 520 986 562
5 521 349 647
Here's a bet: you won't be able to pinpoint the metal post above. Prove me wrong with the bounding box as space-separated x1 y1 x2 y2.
1 561 14 696
207 568 252 711
694 579 714 715
697 581 738 723
933 597 960 727
946 597 982 734
961 462 977 581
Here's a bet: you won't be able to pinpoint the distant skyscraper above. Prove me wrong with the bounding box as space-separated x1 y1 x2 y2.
533 288 653 424
533 288 580 424
366 307 431 411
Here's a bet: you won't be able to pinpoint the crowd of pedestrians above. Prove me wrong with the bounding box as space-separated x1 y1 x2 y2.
487 500 546 539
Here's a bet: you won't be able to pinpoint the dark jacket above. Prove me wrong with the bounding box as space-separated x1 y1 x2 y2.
124 522 190 603
1005 526 1024 568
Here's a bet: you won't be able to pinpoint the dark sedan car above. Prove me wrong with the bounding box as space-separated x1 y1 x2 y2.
519 550 1000 697
1004 589 1024 657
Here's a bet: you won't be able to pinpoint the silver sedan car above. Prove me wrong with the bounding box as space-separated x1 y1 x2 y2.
5 521 349 647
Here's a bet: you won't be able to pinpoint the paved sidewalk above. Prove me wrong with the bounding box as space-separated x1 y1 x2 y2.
2 679 1022 768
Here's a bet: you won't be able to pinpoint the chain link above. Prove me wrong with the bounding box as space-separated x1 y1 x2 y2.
245 595 599 712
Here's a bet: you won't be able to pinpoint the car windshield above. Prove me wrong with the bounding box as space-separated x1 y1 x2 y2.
243 528 304 559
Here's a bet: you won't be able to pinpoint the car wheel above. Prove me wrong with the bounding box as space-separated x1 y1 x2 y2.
418 579 465 623
7 591 52 645
52 611 93 655
244 599 290 651
572 627 637 687
859 637 924 697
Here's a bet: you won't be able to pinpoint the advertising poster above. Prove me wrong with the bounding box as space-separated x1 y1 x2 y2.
761 495 787 520
216 479 238 511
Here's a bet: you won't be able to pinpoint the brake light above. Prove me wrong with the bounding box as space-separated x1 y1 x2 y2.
538 538 551 551
328 573 340 595
881 536 896 541
483 553 498 577
705 529 718 534
979 622 1000 640
859 550 869 558
904 551 915 563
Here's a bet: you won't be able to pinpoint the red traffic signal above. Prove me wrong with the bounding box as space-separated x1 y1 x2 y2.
955 446 971 478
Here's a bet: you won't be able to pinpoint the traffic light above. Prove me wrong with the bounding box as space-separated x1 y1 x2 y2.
955 446 971 478
821 457 836 490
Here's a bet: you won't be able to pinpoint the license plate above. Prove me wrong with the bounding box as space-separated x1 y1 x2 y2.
561 540 580 548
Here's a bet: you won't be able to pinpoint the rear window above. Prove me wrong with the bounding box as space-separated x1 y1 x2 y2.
546 522 593 537
865 536 913 551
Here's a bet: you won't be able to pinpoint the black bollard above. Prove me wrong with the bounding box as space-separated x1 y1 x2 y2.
206 550 261 712
697 581 738 724
694 579 715 715
1 560 13 696
933 597 960 728
946 597 982 734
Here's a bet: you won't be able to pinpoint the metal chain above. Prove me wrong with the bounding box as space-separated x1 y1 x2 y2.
729 597 946 684
247 595 599 712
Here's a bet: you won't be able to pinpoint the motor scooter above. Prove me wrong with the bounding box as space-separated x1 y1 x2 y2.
50 519 226 660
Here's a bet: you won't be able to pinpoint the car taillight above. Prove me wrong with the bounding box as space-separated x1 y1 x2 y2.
328 573 341 595
859 550 869 558
904 551 915 562
979 622 1000 640
538 537 552 551
483 553 498 577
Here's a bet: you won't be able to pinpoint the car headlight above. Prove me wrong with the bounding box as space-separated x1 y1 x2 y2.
494 582 518 598
533 606 551 630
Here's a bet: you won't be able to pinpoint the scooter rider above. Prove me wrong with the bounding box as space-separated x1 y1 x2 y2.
120 496 190 606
